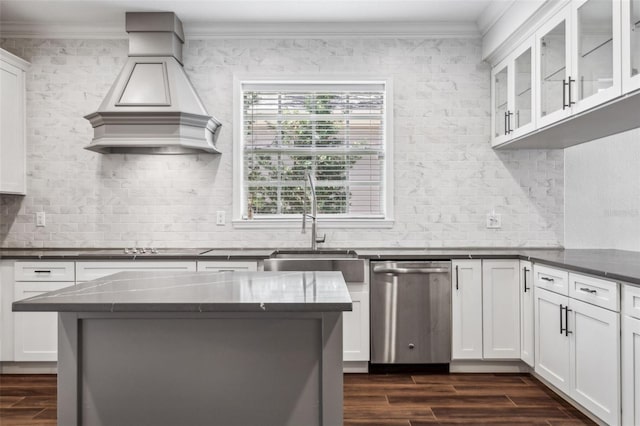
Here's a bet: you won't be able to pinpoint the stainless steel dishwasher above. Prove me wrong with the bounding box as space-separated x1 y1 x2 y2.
370 261 451 364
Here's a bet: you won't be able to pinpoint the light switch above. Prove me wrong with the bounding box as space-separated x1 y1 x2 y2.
216 211 225 226
36 212 46 227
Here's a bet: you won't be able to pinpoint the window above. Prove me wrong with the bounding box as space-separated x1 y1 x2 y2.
234 78 393 227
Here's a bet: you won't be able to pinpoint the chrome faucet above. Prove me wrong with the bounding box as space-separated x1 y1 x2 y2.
302 172 326 251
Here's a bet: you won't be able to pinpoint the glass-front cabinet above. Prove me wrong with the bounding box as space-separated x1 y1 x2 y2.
536 5 573 128
623 0 640 92
571 0 621 113
491 38 536 146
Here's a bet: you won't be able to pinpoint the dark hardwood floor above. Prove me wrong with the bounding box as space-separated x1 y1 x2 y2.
0 373 595 425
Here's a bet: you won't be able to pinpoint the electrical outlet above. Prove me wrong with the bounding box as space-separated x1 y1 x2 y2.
486 212 502 229
36 212 46 227
216 211 225 226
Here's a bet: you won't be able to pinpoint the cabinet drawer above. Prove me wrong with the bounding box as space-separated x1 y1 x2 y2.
533 264 568 295
196 261 258 272
569 273 619 312
623 285 640 320
14 261 75 282
76 261 196 282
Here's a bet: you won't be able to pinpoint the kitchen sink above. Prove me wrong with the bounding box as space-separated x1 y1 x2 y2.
264 249 365 282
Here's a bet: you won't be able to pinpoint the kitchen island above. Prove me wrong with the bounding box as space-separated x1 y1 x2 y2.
12 270 352 426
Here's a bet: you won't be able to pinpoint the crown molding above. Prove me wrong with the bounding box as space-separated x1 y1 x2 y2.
0 20 480 39
476 0 516 36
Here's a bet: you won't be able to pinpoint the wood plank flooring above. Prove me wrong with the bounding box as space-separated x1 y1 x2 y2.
0 373 595 425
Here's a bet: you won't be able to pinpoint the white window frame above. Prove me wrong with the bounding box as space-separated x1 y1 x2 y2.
232 74 394 229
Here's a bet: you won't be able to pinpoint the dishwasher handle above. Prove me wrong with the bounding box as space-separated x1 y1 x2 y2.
373 266 450 275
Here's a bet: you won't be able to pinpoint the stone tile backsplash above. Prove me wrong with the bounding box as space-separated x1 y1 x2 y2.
0 37 563 248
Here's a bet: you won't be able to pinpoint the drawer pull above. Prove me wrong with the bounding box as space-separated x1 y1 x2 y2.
541 277 555 282
580 287 597 294
34 270 51 273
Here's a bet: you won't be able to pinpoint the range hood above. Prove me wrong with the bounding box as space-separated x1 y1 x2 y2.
84 12 221 154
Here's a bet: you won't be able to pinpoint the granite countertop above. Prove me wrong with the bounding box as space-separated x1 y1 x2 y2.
12 271 352 313
3 247 640 285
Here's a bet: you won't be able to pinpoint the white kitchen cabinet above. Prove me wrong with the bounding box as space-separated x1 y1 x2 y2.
569 297 620 425
0 261 14 361
482 260 520 359
451 260 483 360
491 37 536 147
343 284 369 362
520 260 534 367
623 284 640 426
0 49 28 195
535 287 571 393
535 267 621 425
76 261 196 282
12 261 75 362
14 281 73 361
622 0 640 93
196 261 258 272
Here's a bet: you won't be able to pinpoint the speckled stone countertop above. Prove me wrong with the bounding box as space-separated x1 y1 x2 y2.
3 247 640 285
12 271 352 313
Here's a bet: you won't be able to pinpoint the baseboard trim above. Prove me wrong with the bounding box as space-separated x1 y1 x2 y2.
343 361 368 373
531 372 607 426
450 360 532 373
1 361 58 374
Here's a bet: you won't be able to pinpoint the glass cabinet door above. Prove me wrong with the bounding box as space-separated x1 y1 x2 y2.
513 45 534 135
493 65 509 139
537 6 572 127
572 0 621 112
623 0 640 92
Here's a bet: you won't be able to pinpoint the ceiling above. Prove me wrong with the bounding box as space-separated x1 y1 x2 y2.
0 0 534 37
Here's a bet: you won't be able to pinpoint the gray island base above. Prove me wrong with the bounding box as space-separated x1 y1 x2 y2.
13 271 352 426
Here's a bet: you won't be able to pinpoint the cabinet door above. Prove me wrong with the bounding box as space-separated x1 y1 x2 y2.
14 281 74 361
520 261 534 367
0 57 26 195
197 261 258 272
535 288 570 394
452 260 482 359
571 0 622 113
537 4 573 128
622 0 640 93
623 315 640 426
569 298 620 425
491 60 511 146
342 286 369 362
511 37 536 138
482 260 520 359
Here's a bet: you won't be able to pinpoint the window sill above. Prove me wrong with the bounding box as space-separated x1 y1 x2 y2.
232 218 395 230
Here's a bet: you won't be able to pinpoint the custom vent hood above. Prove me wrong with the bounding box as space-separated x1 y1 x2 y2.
84 12 221 154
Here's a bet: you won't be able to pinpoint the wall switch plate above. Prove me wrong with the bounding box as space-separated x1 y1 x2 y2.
36 212 46 227
486 212 502 229
216 211 225 226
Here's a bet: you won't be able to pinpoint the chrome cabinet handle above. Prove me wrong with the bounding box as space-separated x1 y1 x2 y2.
34 270 51 273
523 267 530 292
373 266 449 275
541 277 555 282
580 287 597 294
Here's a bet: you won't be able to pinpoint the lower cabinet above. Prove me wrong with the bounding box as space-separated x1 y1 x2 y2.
520 261 534 367
76 261 197 282
623 285 640 426
342 284 369 362
451 260 483 359
535 282 620 425
482 260 520 359
14 281 74 361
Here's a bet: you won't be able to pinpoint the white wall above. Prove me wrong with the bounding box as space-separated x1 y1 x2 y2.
565 128 640 251
0 37 563 248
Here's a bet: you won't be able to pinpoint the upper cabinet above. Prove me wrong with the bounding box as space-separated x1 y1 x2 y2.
491 37 536 145
622 0 640 92
490 0 640 150
0 49 29 195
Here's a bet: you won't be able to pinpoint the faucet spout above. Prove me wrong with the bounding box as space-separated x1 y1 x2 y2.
302 172 325 250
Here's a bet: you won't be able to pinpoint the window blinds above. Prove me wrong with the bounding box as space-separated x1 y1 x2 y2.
242 82 386 218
